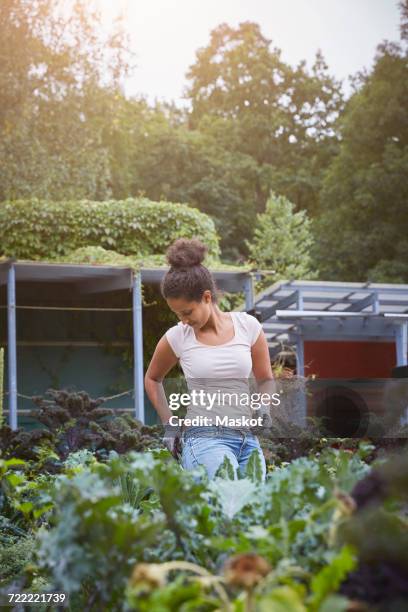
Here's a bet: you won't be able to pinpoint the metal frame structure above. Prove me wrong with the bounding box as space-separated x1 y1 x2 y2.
0 260 257 429
251 280 408 374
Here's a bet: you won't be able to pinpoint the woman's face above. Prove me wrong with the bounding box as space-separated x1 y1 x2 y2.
167 290 212 329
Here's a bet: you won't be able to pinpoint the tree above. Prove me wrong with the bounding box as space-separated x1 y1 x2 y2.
185 22 344 216
0 0 131 200
103 22 344 260
400 0 408 43
102 95 261 259
313 12 408 282
0 0 129 123
245 192 317 281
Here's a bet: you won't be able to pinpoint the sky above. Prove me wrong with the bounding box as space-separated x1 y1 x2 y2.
96 0 402 105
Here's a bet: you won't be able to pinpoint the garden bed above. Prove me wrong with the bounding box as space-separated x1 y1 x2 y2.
0 390 407 611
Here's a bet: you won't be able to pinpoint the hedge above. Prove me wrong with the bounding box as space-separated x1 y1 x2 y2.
0 198 221 261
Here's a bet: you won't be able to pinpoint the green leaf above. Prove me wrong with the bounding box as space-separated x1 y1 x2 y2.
33 503 54 519
258 586 307 612
309 545 356 610
243 449 264 483
5 458 26 467
16 501 33 514
6 473 26 487
318 595 350 612
209 478 257 518
214 455 236 480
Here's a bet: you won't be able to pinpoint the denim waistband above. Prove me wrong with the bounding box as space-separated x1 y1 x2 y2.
182 426 256 439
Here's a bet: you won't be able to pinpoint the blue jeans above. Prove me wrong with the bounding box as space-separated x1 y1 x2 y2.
180 426 266 481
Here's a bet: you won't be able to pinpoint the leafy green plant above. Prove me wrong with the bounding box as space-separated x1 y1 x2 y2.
0 389 163 468
19 447 370 609
0 197 220 262
338 450 408 609
0 347 3 427
0 457 54 546
126 546 356 611
32 450 208 608
0 535 36 584
1 435 405 609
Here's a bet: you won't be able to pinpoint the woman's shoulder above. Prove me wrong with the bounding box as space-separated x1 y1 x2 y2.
165 320 190 341
164 321 190 358
233 310 260 325
233 311 263 345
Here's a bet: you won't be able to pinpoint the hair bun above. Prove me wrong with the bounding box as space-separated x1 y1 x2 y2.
166 238 207 268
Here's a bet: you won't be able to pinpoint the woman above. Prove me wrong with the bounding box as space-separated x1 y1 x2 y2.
144 238 276 481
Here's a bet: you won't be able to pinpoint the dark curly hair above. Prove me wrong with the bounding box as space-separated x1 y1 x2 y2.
160 238 219 303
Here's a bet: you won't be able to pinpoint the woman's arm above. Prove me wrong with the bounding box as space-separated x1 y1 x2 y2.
251 328 274 382
144 335 179 424
251 329 281 421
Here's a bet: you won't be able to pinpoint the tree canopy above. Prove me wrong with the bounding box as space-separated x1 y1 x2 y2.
185 22 344 217
0 0 131 201
313 33 408 281
0 1 407 281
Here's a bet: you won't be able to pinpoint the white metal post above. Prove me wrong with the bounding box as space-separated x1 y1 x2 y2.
132 272 145 423
396 321 408 366
7 265 17 430
395 322 408 426
243 274 254 311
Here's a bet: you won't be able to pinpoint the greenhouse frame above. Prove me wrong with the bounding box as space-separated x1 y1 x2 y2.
0 259 258 429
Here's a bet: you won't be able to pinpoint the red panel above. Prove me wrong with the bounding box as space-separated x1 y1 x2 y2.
304 341 396 378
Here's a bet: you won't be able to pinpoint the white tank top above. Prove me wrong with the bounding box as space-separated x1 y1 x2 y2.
165 312 263 424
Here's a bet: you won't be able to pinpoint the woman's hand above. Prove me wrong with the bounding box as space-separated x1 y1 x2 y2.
162 421 182 459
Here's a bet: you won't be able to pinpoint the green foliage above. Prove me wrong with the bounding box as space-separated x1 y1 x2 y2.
186 23 343 146
258 586 307 612
58 245 165 269
1 4 406 271
0 457 54 535
16 447 369 608
4 442 407 609
35 470 163 602
102 95 262 259
209 477 258 519
0 389 163 467
0 91 113 201
214 454 236 480
0 9 346 260
57 245 247 273
0 197 220 261
211 449 265 484
33 451 211 607
0 535 36 583
246 191 317 281
186 22 343 219
335 450 408 606
127 571 219 611
313 38 408 281
0 0 131 201
308 546 356 610
242 449 264 483
0 347 3 427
